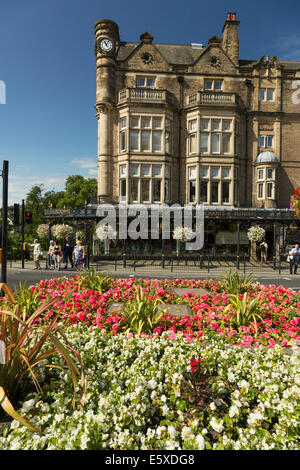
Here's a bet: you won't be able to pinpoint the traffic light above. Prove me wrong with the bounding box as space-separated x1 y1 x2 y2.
25 210 32 224
13 203 20 225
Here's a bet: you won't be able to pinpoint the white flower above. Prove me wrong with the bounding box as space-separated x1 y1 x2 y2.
168 426 178 440
181 426 192 440
22 399 35 413
36 224 49 239
229 405 239 418
228 372 235 383
173 226 194 242
247 225 265 243
147 378 157 390
162 405 169 416
209 402 217 411
195 434 205 450
209 417 224 433
95 224 116 241
247 411 265 426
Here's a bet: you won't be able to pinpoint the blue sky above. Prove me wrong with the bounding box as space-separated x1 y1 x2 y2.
1 0 300 204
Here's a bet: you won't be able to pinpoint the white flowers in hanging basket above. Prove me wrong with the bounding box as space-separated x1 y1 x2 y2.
37 224 49 239
51 224 73 241
173 226 194 242
96 224 116 241
247 225 265 243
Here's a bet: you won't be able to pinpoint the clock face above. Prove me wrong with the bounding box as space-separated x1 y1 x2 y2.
99 37 114 53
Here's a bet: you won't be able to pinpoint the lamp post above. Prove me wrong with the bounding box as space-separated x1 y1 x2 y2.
1 160 8 283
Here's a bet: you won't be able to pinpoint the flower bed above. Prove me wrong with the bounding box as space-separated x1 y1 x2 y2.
10 276 300 348
1 275 299 450
0 329 299 450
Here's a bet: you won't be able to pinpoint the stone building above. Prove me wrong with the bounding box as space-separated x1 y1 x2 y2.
92 12 300 257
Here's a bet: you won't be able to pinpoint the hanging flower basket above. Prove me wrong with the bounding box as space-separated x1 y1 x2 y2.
37 224 49 240
95 225 116 255
290 187 300 216
51 224 73 241
173 226 194 256
247 225 265 243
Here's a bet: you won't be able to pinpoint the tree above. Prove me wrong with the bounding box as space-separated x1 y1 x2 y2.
56 175 97 208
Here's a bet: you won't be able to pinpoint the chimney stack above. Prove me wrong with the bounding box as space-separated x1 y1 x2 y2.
222 12 240 65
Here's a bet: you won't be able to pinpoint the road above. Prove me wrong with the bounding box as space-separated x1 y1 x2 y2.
5 265 300 293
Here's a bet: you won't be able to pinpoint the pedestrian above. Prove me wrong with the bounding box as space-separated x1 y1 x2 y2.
260 240 268 264
289 244 300 275
53 241 61 271
32 239 41 270
74 240 85 271
46 240 55 270
63 236 74 269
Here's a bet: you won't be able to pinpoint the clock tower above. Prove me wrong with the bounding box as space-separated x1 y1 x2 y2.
94 19 119 202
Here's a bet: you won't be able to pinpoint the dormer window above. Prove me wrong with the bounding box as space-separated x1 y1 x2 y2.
136 76 155 87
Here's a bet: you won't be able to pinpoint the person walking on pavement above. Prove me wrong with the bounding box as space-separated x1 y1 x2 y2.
260 240 268 264
32 239 41 270
74 240 85 271
46 240 55 270
53 241 61 271
63 236 74 269
289 244 300 275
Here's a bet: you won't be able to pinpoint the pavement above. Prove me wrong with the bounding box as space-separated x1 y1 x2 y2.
4 259 300 292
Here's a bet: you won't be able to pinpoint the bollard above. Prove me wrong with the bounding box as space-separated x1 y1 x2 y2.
207 255 210 273
123 253 126 269
161 254 165 269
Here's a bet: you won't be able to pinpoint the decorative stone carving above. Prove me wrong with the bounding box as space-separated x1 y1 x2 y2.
141 52 154 64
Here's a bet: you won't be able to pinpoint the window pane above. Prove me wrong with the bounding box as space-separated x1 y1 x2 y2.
267 182 273 198
189 166 197 179
200 133 208 153
130 164 139 176
204 80 213 90
222 119 232 131
267 89 274 101
164 180 170 202
189 181 196 202
211 119 221 131
222 181 230 203
200 166 209 178
152 117 162 129
258 135 265 147
136 77 145 87
120 117 127 129
130 130 139 151
200 181 208 202
189 133 197 154
165 131 171 154
146 77 155 87
200 119 209 131
152 165 162 177
267 168 274 179
152 131 162 152
188 119 197 131
141 130 151 151
222 133 231 153
119 164 127 177
234 134 239 155
120 179 127 201
211 182 219 203
153 180 161 202
257 183 264 199
267 136 273 147
130 179 138 201
141 116 151 128
141 164 150 177
214 80 223 91
130 116 140 128
222 167 231 179
211 167 220 179
259 88 265 101
257 169 264 180
141 179 150 201
120 131 126 151
211 133 220 153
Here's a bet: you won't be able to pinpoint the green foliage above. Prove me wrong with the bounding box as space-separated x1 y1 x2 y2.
119 286 166 335
224 292 263 332
56 175 97 209
218 270 257 295
77 268 114 294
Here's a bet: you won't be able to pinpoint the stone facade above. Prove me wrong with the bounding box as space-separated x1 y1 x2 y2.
94 13 300 211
